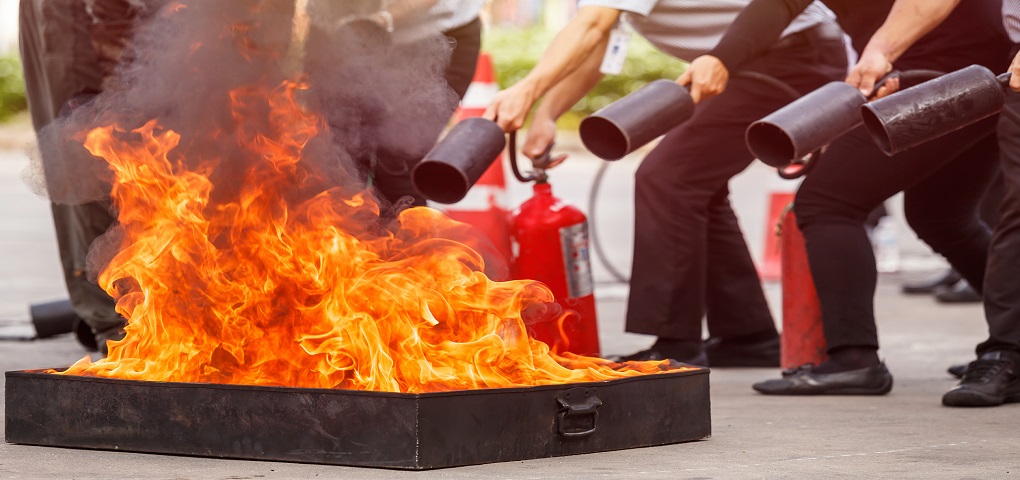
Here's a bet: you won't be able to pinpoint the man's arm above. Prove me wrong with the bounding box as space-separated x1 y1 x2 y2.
484 6 621 132
523 37 608 159
847 0 961 96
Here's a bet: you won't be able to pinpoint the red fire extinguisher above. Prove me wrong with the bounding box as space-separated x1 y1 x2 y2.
508 136 600 357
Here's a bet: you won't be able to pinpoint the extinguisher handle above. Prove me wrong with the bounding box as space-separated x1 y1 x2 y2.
508 131 548 183
998 72 1013 87
777 149 821 180
531 143 567 170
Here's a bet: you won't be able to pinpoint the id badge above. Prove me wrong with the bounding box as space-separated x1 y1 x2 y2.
599 24 632 75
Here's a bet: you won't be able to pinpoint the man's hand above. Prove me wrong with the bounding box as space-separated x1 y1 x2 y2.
677 55 729 103
846 48 893 96
846 48 895 97
524 116 567 169
1009 49 1020 92
873 75 900 99
484 81 539 132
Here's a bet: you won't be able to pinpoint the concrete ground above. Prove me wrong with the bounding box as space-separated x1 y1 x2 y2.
1 127 1018 479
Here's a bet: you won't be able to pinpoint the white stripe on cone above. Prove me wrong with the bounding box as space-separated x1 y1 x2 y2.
461 83 500 109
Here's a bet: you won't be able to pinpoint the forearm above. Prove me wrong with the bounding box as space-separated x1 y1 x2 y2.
533 38 608 122
862 0 960 63
484 6 619 131
517 7 620 105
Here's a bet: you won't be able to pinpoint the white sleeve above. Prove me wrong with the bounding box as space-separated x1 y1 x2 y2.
575 0 657 17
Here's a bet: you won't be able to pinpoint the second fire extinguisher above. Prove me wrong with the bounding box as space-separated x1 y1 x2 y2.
508 136 600 357
410 121 601 357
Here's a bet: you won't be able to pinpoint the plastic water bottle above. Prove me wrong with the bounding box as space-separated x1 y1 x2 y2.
873 217 901 273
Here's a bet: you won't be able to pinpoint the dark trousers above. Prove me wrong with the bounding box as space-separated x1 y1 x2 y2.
794 117 1000 352
442 17 483 100
625 26 847 341
978 47 1020 357
19 0 123 336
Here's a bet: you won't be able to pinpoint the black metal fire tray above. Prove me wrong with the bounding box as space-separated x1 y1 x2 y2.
5 367 710 470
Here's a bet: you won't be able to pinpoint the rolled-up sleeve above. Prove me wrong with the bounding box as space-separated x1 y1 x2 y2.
707 0 813 72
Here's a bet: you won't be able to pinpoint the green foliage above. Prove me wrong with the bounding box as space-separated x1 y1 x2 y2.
0 54 28 122
482 26 687 124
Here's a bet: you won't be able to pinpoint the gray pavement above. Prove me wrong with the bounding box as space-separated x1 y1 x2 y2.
1 131 1018 479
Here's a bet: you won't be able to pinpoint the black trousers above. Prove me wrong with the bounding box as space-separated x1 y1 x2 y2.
19 0 124 336
795 121 1000 352
978 44 1020 357
790 0 1011 355
625 26 847 341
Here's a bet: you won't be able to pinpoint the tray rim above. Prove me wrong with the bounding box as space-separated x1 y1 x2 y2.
5 365 709 399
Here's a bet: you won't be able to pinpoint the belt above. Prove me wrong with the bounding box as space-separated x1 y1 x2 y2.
770 23 844 52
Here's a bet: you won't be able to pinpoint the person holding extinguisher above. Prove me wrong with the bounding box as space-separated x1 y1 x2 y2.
680 0 1009 398
807 0 1020 406
485 1 848 366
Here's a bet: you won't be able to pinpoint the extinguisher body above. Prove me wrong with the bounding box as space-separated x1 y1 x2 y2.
510 183 601 356
780 207 829 369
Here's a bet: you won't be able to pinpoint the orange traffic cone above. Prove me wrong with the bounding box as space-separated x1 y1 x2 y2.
455 52 499 122
442 52 513 265
779 206 829 370
759 191 794 281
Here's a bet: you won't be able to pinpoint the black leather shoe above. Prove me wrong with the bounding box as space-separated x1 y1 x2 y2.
611 348 708 367
753 363 893 395
947 363 967 379
705 335 780 367
933 280 982 303
942 351 1020 407
901 269 961 295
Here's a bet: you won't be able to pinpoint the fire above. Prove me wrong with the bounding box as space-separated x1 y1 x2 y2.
56 80 680 392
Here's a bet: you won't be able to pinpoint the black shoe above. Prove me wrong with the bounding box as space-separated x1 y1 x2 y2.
611 348 708 367
753 363 893 395
96 323 127 357
704 335 780 367
942 351 1020 407
73 317 99 352
901 269 961 295
933 280 982 303
947 363 968 379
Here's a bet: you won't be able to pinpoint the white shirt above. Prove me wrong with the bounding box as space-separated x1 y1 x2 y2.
390 0 486 43
576 0 836 62
1004 0 1020 43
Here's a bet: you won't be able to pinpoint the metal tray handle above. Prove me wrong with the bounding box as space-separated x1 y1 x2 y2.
555 387 603 438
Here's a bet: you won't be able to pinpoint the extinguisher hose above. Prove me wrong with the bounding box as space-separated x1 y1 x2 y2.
507 131 540 183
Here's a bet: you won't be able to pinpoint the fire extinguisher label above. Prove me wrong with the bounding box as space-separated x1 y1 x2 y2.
559 222 595 299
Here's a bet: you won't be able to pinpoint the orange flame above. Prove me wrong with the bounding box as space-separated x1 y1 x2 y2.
56 80 682 392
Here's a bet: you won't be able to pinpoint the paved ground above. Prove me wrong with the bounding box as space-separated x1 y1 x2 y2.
1 127 1017 479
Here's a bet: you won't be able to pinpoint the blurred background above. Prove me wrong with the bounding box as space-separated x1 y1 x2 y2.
0 0 26 124
0 0 682 128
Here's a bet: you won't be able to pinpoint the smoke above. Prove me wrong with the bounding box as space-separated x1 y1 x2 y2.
33 0 457 204
27 0 463 279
